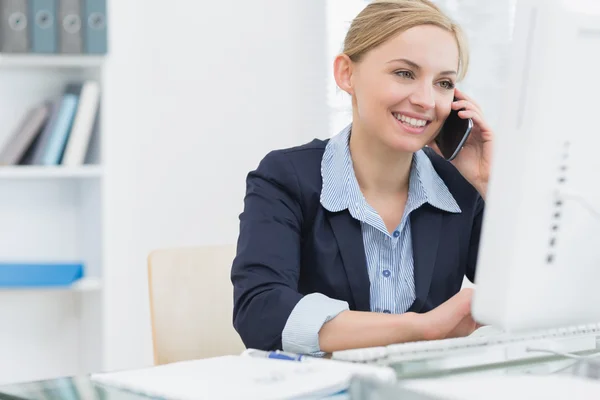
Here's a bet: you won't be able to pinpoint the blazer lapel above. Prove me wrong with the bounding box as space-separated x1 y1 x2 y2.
408 205 443 313
327 211 371 311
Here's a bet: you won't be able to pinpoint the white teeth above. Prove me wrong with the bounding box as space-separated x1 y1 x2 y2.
394 113 427 128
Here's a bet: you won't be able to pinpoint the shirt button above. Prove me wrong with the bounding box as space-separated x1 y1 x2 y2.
382 270 391 278
383 310 391 314
393 230 400 238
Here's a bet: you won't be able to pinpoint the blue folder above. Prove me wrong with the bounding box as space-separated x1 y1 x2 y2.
30 0 57 53
0 262 84 287
83 0 108 54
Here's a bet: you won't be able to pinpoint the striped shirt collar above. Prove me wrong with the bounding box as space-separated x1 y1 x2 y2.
320 124 461 215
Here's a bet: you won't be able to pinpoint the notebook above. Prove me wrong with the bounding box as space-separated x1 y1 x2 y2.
91 355 395 400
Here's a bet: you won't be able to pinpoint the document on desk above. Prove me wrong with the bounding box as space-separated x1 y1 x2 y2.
90 355 396 400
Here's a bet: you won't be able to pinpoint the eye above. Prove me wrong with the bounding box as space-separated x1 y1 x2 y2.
439 80 455 90
395 70 414 79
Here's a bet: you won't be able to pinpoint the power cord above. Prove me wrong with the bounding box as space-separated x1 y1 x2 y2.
555 189 600 220
525 347 600 375
525 347 600 360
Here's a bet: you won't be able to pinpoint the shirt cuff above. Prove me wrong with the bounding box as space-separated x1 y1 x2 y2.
281 293 349 355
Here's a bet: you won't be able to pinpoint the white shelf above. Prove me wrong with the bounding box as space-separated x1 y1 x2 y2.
70 277 103 292
0 277 102 293
0 165 103 179
0 54 105 68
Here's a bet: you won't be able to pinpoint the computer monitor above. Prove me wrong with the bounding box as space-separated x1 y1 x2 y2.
471 0 600 332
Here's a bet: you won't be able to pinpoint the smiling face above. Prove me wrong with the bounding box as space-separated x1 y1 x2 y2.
336 24 460 153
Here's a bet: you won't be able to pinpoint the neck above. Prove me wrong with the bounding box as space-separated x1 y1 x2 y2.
349 123 413 195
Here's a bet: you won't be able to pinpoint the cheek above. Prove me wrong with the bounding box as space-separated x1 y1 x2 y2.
357 89 391 120
431 108 451 129
360 79 405 111
429 122 444 141
430 107 450 133
437 105 452 122
382 82 410 105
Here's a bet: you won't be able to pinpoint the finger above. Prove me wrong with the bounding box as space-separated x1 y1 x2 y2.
454 88 482 111
451 100 471 111
458 110 493 135
458 109 489 130
452 99 483 116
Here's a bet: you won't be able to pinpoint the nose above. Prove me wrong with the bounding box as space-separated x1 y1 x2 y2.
409 82 435 111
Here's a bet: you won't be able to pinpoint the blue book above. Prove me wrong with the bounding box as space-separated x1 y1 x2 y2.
0 262 84 287
83 0 107 54
41 83 82 165
30 0 57 53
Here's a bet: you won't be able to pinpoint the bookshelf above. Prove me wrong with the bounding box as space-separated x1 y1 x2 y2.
0 56 105 384
0 276 102 292
0 55 105 68
0 165 102 179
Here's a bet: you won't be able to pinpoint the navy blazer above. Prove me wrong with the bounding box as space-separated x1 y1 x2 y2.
231 139 484 351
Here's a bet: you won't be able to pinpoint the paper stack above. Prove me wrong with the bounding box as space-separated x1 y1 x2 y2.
91 355 396 399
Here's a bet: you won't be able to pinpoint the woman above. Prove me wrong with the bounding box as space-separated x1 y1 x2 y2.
231 0 494 354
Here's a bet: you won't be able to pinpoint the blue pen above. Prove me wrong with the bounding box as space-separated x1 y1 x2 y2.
243 348 305 361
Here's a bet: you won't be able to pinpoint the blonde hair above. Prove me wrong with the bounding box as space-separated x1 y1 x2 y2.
343 0 470 81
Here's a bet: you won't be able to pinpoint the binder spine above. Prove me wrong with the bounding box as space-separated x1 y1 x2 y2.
58 0 82 53
1 0 29 53
83 0 107 54
30 0 57 53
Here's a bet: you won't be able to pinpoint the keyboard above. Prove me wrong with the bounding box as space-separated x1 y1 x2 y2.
332 323 600 370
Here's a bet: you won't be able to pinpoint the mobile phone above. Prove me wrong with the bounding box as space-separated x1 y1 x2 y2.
434 97 473 161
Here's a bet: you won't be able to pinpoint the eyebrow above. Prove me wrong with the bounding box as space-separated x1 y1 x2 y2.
388 58 457 76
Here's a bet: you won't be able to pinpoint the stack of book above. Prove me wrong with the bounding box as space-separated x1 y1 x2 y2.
0 80 100 166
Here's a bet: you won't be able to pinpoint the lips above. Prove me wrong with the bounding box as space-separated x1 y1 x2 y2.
392 112 431 134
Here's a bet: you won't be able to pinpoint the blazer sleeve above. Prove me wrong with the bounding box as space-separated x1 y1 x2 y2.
466 195 485 283
231 150 306 351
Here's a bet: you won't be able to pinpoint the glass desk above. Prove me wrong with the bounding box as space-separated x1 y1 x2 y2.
0 376 146 400
2 356 600 400
350 357 600 399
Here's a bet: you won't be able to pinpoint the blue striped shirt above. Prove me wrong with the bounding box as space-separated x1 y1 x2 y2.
281 125 461 354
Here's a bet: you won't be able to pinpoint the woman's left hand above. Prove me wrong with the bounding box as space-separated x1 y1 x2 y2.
431 88 494 200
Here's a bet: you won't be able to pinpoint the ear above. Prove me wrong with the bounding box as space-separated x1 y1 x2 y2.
333 54 354 95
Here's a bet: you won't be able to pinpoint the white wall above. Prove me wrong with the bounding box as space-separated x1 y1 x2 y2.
325 0 370 135
433 0 512 131
102 0 328 371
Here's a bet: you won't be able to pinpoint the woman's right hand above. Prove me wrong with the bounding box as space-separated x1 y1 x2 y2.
419 288 482 341
317 288 480 352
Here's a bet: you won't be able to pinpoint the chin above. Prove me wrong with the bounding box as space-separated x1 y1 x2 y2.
383 131 431 153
